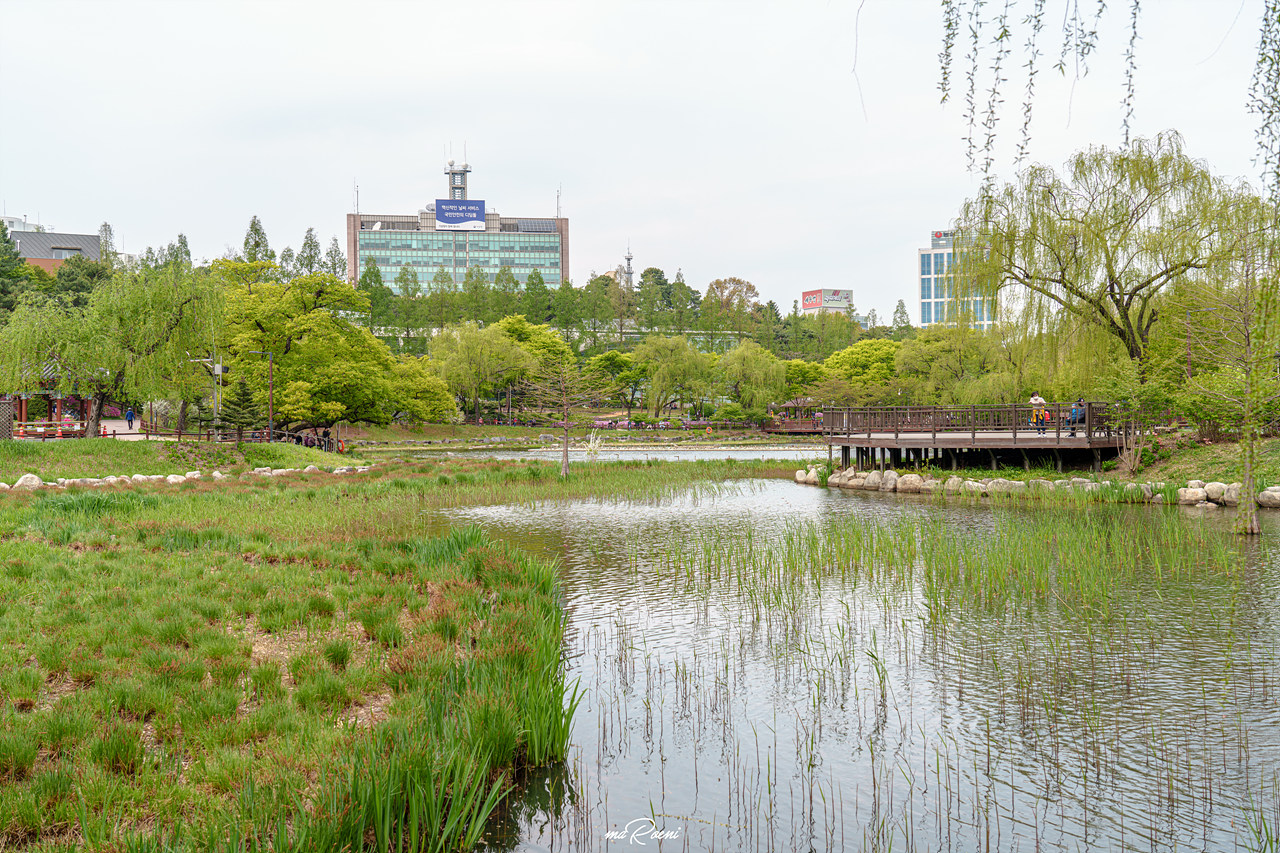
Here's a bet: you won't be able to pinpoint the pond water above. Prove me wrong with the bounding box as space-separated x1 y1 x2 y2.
431 480 1280 852
412 446 828 464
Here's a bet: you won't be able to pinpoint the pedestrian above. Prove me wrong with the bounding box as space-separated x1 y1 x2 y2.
125 407 135 430
1028 392 1048 435
322 427 331 451
1068 398 1085 437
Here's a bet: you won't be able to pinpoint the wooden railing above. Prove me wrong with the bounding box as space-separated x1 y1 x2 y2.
14 420 90 439
139 421 340 451
822 402 1113 444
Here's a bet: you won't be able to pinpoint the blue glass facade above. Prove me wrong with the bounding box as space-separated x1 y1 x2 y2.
355 229 562 291
918 232 993 330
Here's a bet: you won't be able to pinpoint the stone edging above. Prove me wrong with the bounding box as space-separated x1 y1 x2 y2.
795 466 1269 509
1 465 374 492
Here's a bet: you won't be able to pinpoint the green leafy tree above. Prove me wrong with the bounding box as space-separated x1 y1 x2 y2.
0 262 209 437
1175 194 1280 535
428 321 532 423
784 358 828 399
588 349 645 418
387 356 460 424
720 340 786 410
217 259 422 427
704 277 759 340
632 334 714 416
824 338 901 392
520 268 551 323
242 216 275 263
958 131 1236 375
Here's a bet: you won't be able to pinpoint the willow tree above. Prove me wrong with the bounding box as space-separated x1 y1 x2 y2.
956 132 1236 376
1179 194 1280 535
0 264 208 437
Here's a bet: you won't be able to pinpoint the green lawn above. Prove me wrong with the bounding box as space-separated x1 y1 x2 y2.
0 439 364 483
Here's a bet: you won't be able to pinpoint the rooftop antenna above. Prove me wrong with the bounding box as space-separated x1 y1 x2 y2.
353 180 359 214
556 185 561 219
625 242 634 292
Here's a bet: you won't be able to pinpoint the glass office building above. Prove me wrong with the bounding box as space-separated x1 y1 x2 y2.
918 230 994 329
345 162 568 293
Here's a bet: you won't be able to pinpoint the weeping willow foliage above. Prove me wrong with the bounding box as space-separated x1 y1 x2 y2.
954 132 1242 373
940 0 1280 196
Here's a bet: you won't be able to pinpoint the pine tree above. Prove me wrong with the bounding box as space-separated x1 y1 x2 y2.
278 246 295 281
98 222 118 268
324 237 346 279
891 299 912 337
296 228 322 275
0 223 28 314
520 268 551 322
220 378 263 441
243 216 275 263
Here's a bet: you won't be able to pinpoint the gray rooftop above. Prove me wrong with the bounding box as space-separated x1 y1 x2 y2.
10 231 101 261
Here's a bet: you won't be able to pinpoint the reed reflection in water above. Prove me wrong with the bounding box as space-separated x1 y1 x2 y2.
437 479 1280 852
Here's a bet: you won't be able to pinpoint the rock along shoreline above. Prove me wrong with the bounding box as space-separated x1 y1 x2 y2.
796 466 1275 510
1 465 373 493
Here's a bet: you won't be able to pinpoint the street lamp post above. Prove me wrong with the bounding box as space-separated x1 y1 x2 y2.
248 351 274 440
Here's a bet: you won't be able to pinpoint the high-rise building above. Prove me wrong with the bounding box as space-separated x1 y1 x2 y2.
917 229 994 330
346 162 568 293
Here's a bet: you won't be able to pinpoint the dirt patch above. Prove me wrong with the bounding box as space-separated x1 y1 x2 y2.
339 690 394 729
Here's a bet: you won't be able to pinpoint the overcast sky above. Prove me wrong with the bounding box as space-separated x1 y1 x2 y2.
0 0 1265 321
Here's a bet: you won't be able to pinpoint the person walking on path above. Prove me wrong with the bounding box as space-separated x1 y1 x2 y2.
125 407 135 431
1028 393 1047 435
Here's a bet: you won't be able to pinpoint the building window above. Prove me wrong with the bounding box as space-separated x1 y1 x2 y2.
920 253 932 276
920 277 932 300
921 302 932 324
52 248 82 259
934 252 948 274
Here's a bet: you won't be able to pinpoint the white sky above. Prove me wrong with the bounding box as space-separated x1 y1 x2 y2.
0 0 1264 321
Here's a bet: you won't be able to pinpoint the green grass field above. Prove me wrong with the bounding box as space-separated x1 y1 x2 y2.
0 440 364 484
0 456 786 851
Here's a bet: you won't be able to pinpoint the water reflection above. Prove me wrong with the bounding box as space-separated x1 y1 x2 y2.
434 481 1280 852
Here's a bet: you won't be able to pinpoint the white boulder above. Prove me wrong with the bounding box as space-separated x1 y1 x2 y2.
13 474 42 491
1177 487 1208 505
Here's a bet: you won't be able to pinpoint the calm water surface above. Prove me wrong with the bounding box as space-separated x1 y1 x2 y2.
430 480 1280 852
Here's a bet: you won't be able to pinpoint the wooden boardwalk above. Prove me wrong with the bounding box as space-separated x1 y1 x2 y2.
822 402 1125 471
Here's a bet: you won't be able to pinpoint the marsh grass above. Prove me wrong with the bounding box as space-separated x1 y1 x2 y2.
0 458 628 850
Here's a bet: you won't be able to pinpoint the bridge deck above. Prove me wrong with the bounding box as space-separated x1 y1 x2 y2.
820 402 1125 453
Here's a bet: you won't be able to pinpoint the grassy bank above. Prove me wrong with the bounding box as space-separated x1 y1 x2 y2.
0 439 364 483
0 456 788 850
0 460 594 850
